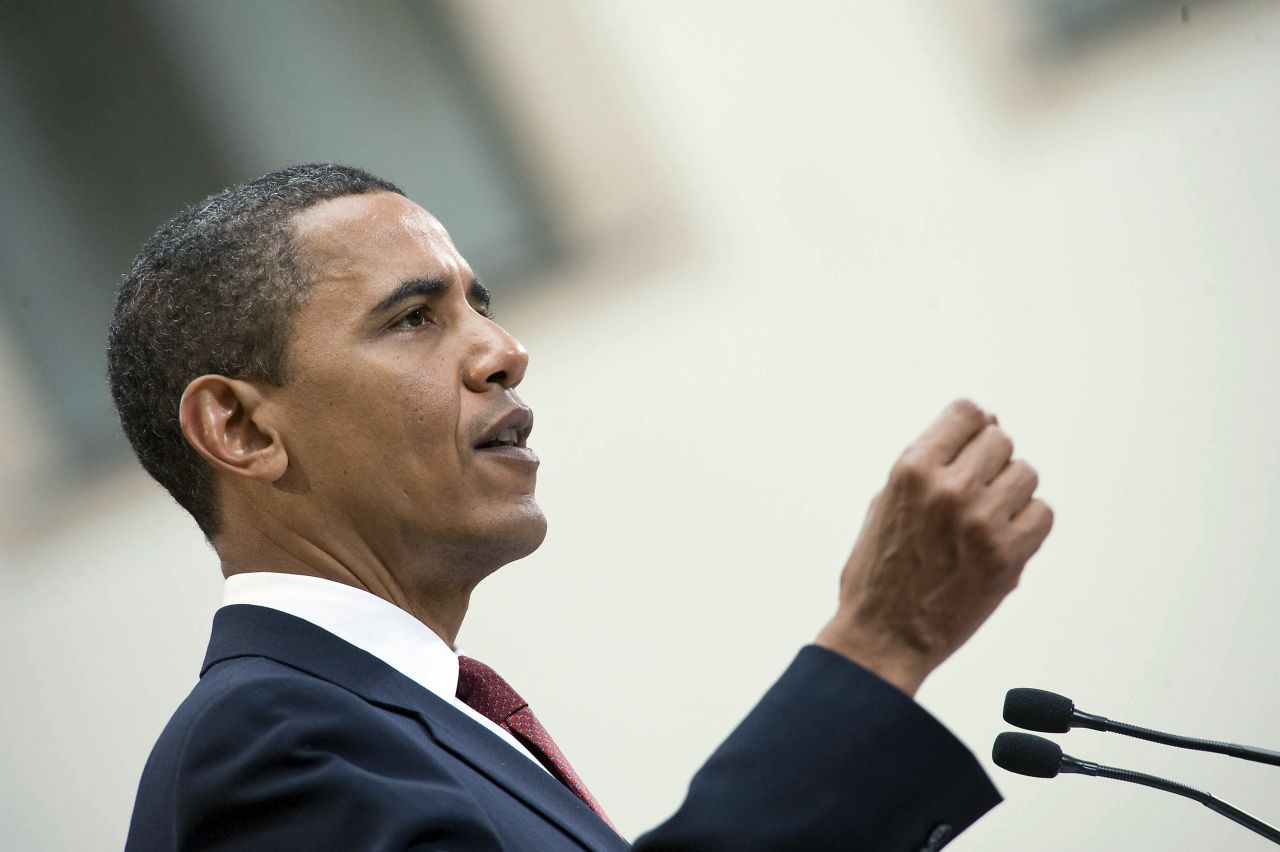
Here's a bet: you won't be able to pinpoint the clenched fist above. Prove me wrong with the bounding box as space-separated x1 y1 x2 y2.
816 399 1053 696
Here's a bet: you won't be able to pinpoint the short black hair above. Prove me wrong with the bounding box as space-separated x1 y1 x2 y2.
107 163 403 539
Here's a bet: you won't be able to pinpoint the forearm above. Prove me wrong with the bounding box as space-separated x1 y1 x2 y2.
635 646 1000 852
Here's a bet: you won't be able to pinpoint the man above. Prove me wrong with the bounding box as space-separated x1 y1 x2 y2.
111 163 1052 851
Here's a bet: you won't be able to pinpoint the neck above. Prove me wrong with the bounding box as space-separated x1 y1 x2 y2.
215 522 476 647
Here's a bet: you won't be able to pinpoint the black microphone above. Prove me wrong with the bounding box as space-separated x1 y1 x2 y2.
992 732 1280 845
1003 687 1280 768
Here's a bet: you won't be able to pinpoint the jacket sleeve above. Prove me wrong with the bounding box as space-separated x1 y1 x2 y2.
125 670 504 852
633 645 1001 852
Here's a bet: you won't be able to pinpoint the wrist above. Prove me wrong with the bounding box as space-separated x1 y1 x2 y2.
814 617 930 698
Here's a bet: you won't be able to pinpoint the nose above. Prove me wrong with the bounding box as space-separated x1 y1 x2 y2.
463 316 529 392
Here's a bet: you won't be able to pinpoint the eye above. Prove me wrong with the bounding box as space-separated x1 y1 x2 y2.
392 306 431 330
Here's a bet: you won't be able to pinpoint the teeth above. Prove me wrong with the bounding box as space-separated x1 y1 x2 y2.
495 427 518 445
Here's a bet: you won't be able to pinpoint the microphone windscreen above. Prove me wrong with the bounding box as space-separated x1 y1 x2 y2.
992 732 1063 778
1004 688 1074 733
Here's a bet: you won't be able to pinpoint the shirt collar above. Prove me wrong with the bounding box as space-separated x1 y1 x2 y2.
221 572 460 702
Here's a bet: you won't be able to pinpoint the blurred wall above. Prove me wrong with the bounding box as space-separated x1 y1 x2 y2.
2 2 1279 849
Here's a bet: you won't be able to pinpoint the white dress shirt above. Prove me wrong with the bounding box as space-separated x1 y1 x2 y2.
221 571 547 771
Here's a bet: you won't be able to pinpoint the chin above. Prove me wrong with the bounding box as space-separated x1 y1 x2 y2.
501 504 549 562
464 500 548 570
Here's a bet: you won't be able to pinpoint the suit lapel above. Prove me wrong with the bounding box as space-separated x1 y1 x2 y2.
401 680 628 851
204 605 628 852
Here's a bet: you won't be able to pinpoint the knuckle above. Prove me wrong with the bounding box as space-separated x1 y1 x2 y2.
994 539 1020 569
999 458 1035 491
959 509 991 540
950 398 984 422
994 428 1014 457
929 479 966 510
892 452 929 488
1038 500 1055 529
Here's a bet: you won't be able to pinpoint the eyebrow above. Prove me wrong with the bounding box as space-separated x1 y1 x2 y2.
369 276 492 317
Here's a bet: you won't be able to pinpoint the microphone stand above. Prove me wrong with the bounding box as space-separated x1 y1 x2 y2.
1071 711 1280 768
1060 753 1280 844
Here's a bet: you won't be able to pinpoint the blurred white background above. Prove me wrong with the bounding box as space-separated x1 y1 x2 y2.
2 1 1279 848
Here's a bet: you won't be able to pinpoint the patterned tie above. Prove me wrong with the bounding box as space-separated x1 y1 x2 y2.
455 655 615 830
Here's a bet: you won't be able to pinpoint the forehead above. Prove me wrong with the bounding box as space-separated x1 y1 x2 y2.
291 191 470 296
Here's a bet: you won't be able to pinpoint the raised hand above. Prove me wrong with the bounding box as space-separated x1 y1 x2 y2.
816 399 1053 696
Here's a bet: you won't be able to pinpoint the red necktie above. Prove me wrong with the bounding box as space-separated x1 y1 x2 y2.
455 655 615 830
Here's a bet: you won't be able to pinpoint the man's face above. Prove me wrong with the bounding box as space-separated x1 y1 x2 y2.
270 191 545 581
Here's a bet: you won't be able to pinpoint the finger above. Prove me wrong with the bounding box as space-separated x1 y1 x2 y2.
910 399 989 466
949 424 1014 485
984 459 1038 518
1008 498 1053 565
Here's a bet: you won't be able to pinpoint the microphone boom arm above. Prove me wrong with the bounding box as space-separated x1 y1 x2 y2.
1093 762 1280 844
1077 710 1280 768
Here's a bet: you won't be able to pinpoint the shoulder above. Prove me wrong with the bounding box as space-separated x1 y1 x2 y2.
128 657 496 851
151 656 423 783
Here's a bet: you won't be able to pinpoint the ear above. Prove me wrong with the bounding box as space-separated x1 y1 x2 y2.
179 375 288 483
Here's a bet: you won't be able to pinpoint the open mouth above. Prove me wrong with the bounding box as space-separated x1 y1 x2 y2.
474 407 535 456
476 427 522 450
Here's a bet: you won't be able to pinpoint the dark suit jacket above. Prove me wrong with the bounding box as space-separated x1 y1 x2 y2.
126 605 1000 851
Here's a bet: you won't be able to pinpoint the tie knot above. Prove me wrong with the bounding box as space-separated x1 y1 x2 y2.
456 655 528 724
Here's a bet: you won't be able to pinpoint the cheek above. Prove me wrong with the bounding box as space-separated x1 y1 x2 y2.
279 345 465 483
286 366 462 476
285 373 414 450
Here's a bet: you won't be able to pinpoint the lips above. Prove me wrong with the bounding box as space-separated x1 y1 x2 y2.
474 406 536 464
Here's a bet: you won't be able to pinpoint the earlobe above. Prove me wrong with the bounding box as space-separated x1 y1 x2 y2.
179 375 288 482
